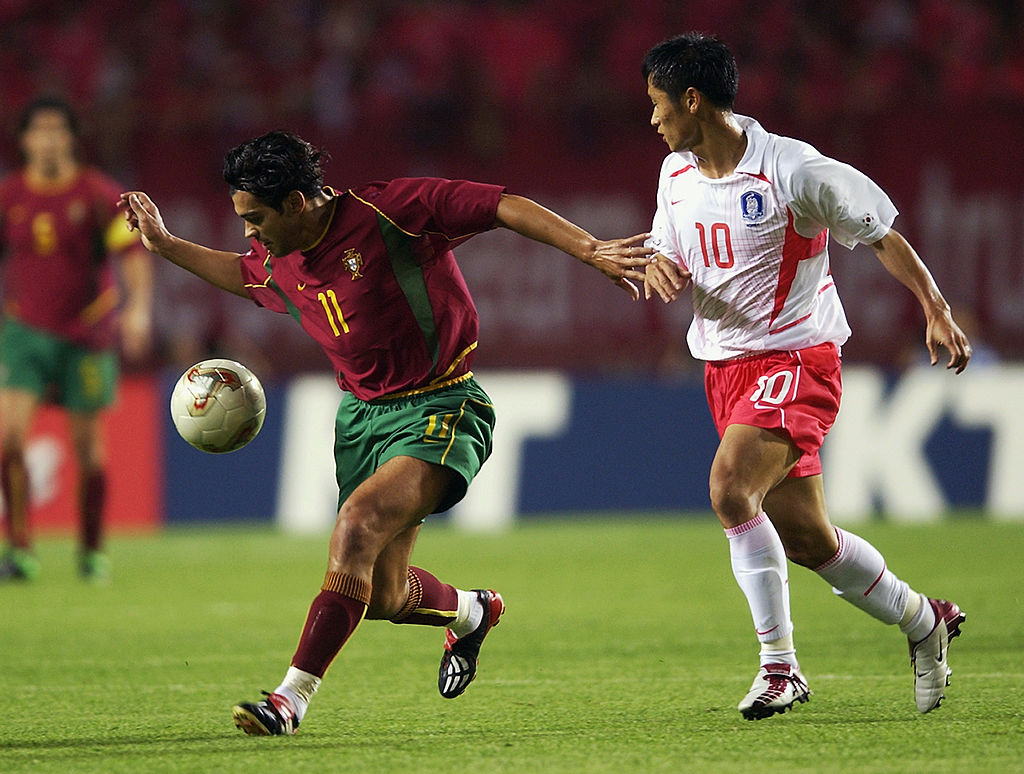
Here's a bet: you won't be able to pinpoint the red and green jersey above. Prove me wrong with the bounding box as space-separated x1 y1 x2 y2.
0 167 141 349
239 177 504 400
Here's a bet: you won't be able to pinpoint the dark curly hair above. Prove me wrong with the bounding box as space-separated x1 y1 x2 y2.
223 130 328 211
642 33 738 110
18 95 80 138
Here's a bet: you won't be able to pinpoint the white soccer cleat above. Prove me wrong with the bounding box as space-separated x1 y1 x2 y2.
737 663 811 720
910 598 965 713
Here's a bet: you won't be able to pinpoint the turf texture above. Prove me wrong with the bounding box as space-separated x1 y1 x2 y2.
2 516 1022 773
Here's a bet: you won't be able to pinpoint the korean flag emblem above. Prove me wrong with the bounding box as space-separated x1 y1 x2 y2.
740 190 766 224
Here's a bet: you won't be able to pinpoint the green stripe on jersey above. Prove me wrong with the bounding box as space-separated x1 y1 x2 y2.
263 256 303 326
376 214 440 374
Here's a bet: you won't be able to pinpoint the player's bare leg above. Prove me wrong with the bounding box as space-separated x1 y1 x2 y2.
68 410 109 582
233 456 501 735
364 486 505 701
710 424 810 719
0 388 40 581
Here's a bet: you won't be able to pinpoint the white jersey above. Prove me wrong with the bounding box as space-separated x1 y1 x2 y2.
647 115 897 361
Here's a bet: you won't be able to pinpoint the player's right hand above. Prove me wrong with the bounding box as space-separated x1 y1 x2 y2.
644 254 690 303
119 191 169 253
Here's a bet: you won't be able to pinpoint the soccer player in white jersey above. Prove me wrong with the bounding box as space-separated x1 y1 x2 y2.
640 33 972 720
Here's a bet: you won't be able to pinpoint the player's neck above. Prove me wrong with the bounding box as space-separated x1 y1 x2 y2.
694 115 747 179
25 157 79 188
300 191 338 253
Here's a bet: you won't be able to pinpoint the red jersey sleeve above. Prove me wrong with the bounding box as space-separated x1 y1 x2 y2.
349 178 504 247
239 244 290 314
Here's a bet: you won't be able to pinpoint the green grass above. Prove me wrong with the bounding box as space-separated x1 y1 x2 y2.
3 516 1023 773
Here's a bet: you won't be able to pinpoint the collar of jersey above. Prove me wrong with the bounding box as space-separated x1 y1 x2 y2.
301 187 340 253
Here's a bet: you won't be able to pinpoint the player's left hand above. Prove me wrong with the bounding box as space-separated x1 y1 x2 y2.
926 311 972 373
644 254 690 303
584 233 656 301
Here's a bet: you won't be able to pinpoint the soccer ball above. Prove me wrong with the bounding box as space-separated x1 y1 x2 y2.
169 359 266 453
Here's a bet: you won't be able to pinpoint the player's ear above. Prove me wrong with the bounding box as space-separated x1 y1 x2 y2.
684 87 701 114
283 190 306 215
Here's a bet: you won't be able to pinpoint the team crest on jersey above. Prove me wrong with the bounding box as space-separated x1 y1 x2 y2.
343 248 364 279
740 191 766 224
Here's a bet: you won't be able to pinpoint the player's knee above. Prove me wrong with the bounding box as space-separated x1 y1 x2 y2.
329 505 387 565
709 471 761 525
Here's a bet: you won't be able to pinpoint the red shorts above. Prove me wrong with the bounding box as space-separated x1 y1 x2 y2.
704 343 842 477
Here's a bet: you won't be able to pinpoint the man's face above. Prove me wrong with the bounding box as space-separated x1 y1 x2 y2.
647 78 696 153
232 190 301 257
20 109 75 171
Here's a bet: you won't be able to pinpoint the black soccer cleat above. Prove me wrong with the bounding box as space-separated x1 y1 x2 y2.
232 691 299 736
438 589 505 699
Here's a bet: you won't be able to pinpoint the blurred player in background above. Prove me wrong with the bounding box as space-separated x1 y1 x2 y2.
0 97 153 583
120 130 654 735
640 34 970 719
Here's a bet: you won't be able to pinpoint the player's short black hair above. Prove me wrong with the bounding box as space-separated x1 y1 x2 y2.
642 33 738 109
18 96 80 138
222 130 328 211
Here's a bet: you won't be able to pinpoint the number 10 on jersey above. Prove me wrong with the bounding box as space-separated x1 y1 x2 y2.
696 222 735 268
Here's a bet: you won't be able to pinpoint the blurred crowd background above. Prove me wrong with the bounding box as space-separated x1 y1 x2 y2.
2 0 1023 377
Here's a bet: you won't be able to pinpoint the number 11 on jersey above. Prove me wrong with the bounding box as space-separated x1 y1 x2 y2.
317 290 350 336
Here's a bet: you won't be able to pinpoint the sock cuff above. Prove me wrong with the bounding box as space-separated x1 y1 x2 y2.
390 567 424 622
811 527 845 572
322 571 371 605
724 511 768 539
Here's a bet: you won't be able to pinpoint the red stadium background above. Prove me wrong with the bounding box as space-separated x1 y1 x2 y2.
0 2 1022 532
0 378 162 534
2 0 1022 376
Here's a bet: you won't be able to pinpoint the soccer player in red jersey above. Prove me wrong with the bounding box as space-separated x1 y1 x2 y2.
640 34 970 718
120 130 655 735
0 97 153 583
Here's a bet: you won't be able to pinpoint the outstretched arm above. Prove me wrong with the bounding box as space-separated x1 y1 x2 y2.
493 193 655 300
871 227 971 373
119 191 250 298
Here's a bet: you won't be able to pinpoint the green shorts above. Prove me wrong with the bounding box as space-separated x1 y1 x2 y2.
334 376 495 513
0 319 118 411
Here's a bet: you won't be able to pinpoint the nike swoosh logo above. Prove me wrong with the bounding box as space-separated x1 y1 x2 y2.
671 199 684 205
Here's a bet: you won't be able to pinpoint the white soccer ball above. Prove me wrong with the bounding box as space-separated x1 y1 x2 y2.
169 359 266 454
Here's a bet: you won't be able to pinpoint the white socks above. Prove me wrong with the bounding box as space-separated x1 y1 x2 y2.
449 589 484 638
813 527 915 626
275 666 322 722
898 592 936 643
726 517 933 669
726 513 795 663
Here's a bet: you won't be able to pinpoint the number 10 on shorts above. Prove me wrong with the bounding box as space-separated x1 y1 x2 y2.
749 370 796 406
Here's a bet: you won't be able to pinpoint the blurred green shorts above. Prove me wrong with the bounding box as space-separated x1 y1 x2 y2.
0 318 117 411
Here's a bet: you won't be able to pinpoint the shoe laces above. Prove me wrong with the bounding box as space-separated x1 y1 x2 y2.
758 666 804 701
260 691 296 722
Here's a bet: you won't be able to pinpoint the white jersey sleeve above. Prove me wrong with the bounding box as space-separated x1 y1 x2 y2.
776 140 898 250
646 155 688 267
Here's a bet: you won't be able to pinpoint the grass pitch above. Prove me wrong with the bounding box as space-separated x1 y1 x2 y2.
2 516 1022 773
